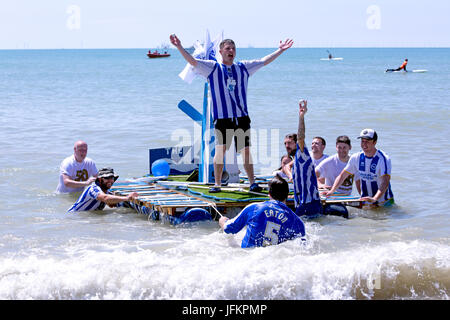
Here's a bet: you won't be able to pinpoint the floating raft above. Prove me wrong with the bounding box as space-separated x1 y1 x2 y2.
111 179 363 224
111 182 215 218
109 180 269 224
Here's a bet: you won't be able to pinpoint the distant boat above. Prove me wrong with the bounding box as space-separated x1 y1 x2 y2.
147 50 170 59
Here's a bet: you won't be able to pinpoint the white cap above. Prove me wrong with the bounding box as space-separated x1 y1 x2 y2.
357 128 377 140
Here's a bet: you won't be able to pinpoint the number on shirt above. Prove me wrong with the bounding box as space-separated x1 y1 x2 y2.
75 169 88 181
263 221 281 247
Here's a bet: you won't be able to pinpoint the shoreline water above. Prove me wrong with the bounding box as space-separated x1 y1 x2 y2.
0 48 449 299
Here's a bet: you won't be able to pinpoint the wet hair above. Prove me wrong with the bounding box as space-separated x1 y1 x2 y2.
268 174 289 202
313 136 326 146
284 133 297 142
336 135 351 147
220 39 235 49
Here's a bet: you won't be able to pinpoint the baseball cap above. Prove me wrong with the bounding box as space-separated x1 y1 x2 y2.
357 128 377 140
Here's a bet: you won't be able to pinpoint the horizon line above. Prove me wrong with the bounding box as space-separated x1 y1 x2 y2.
1 46 449 51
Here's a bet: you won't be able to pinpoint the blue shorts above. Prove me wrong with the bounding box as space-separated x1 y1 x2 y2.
295 199 322 218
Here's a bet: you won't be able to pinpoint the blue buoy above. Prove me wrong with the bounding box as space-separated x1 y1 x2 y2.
151 159 170 177
173 208 212 225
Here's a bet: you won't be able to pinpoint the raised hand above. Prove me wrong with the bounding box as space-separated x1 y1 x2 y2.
169 33 181 48
279 39 294 51
299 99 308 116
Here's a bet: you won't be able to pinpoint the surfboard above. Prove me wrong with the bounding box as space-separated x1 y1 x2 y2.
320 57 343 61
385 69 428 73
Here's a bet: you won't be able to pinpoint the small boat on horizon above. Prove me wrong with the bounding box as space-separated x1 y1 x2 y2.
147 50 170 58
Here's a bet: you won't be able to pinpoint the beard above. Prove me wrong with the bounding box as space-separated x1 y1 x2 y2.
98 179 112 192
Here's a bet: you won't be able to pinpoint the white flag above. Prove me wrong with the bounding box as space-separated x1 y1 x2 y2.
179 30 223 84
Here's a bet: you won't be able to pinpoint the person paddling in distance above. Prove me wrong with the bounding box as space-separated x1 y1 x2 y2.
170 33 294 193
324 129 394 209
68 167 138 213
386 58 408 72
219 175 305 248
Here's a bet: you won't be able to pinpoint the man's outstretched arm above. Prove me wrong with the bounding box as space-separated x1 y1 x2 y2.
170 34 198 67
297 100 307 152
261 39 293 66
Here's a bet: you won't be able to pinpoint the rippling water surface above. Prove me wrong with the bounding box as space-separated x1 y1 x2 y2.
0 48 449 299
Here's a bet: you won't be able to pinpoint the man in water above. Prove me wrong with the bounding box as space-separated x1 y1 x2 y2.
311 136 328 166
325 129 394 208
68 167 138 212
272 133 297 181
282 133 328 182
292 100 322 217
56 140 98 194
170 34 293 193
386 58 408 72
219 175 305 248
315 135 361 218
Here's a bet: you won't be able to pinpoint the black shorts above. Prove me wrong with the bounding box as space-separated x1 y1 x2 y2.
214 116 251 152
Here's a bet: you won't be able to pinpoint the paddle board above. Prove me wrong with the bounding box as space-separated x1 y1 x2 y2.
320 57 343 61
385 69 428 73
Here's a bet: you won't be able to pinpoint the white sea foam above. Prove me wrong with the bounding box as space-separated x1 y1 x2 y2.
0 231 448 300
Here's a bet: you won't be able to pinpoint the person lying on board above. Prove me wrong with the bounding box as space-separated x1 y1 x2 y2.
324 129 394 209
170 33 293 194
68 167 138 213
56 140 98 194
315 135 361 218
386 58 408 72
219 175 305 248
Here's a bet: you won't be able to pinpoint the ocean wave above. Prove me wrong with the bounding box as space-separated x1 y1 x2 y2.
0 239 448 300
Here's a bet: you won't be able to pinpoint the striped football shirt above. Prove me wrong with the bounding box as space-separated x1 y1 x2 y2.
67 183 107 212
293 145 320 207
344 150 394 204
195 59 264 120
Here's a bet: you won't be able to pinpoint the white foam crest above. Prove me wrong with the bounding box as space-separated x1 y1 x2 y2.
0 235 448 300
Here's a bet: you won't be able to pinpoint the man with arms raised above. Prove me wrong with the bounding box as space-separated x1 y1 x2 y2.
284 134 328 181
170 34 293 193
325 129 394 208
56 140 98 194
219 175 305 248
315 135 360 217
292 100 322 217
68 167 138 213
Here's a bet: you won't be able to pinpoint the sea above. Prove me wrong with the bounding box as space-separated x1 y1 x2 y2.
0 48 449 300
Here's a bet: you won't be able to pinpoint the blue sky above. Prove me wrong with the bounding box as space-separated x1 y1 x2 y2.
1 0 449 49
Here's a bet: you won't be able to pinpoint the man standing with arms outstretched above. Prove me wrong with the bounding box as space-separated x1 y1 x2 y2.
170 34 293 193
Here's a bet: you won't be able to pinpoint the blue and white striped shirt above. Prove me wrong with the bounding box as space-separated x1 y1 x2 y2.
67 183 107 212
195 59 265 120
344 150 394 204
293 145 320 207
